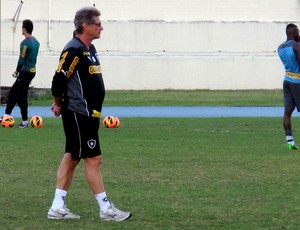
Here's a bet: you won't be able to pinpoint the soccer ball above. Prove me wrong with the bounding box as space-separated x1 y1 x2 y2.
30 115 44 128
1 115 15 128
103 116 116 128
113 116 120 128
102 116 120 128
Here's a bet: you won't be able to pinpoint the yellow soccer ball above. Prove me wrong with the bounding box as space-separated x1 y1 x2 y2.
30 115 44 128
1 115 15 128
103 116 115 128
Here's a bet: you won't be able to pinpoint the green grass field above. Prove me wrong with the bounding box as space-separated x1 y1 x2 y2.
1 89 297 229
28 89 284 107
2 115 300 229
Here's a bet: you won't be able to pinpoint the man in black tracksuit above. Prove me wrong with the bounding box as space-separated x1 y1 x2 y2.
48 6 131 222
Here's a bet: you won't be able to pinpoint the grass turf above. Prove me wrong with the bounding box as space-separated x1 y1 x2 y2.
1 117 300 229
28 89 284 107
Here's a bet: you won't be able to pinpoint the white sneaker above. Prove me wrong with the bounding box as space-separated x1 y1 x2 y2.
100 204 131 221
47 206 80 219
17 123 28 128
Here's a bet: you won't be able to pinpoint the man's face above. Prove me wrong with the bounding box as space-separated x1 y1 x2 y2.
86 16 103 40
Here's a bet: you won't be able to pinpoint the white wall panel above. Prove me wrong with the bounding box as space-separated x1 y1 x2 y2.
1 54 284 90
3 0 300 21
0 0 297 90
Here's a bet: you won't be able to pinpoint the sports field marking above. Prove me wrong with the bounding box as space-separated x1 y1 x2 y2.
193 129 255 134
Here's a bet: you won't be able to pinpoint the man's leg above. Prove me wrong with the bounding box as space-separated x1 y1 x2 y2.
85 155 132 221
5 80 20 115
283 107 293 132
56 153 79 190
85 155 104 194
17 72 34 123
283 107 298 149
283 81 299 150
85 155 110 211
48 153 81 219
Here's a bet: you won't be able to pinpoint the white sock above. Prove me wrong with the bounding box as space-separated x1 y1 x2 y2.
51 189 67 210
95 192 111 212
286 135 295 146
22 120 28 125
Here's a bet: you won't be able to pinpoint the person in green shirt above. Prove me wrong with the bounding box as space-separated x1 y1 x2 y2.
2 19 40 128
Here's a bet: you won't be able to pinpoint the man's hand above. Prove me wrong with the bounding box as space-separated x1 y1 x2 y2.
51 103 61 117
12 71 19 78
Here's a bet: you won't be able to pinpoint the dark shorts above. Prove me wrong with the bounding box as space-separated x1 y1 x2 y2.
62 109 101 159
283 80 300 112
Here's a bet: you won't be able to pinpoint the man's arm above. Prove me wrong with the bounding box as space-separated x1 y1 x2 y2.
51 47 80 116
293 42 300 65
16 41 27 72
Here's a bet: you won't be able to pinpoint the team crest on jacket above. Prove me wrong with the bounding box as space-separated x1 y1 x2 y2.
87 139 96 149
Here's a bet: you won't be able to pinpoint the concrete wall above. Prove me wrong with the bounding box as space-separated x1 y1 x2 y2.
1 0 300 90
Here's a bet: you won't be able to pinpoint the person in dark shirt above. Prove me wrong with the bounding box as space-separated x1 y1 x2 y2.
2 19 40 128
48 6 131 222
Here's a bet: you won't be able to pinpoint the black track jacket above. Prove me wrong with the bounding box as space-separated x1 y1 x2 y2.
51 37 105 117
